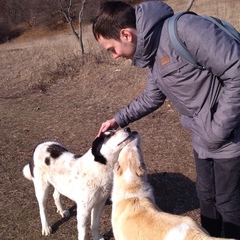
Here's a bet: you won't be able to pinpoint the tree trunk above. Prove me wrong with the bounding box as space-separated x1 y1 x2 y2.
78 0 87 57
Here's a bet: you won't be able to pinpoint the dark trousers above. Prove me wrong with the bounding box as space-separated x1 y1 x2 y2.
194 150 240 239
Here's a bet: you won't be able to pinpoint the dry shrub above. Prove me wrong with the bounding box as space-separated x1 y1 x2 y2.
0 23 23 43
31 45 113 93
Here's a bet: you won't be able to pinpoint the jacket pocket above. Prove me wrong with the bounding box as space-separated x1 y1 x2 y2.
181 110 225 150
159 61 188 78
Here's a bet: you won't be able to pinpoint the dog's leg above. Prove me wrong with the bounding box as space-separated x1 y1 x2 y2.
53 189 70 218
76 204 91 240
34 180 52 236
91 199 106 240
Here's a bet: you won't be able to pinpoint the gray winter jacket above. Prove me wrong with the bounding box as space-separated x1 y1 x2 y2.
114 1 240 158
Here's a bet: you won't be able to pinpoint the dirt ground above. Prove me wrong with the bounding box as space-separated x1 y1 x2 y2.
0 33 198 240
1 1 239 239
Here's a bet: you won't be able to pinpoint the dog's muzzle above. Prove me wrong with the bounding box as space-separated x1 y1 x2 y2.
117 129 138 146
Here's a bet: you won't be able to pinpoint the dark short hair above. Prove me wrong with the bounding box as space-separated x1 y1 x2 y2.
92 1 136 41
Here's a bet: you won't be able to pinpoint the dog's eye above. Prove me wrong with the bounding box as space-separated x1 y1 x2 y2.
105 133 114 141
104 130 115 138
107 130 115 134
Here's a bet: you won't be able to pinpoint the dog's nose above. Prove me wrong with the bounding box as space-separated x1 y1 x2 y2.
125 127 131 133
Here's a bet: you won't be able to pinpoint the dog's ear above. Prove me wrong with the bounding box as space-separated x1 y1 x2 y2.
113 162 123 176
91 136 107 165
113 162 119 173
136 165 145 177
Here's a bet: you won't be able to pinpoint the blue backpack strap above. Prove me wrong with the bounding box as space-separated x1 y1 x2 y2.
168 11 203 69
202 15 240 44
168 12 240 69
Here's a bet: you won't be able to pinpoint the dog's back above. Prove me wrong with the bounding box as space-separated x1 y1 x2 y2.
112 135 235 240
113 197 219 240
23 142 71 182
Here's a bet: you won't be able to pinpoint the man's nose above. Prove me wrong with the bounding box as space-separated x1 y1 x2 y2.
112 53 119 59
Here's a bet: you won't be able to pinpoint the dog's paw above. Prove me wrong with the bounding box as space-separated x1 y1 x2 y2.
93 235 104 240
57 209 70 218
63 209 70 218
42 226 52 236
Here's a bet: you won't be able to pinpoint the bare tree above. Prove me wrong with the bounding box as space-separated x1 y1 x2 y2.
46 0 87 56
56 0 88 55
186 0 196 11
78 0 87 56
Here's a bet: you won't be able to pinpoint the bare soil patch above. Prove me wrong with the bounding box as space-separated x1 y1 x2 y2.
0 34 197 240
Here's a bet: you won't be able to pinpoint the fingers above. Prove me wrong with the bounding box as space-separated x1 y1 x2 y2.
97 123 109 137
97 118 119 137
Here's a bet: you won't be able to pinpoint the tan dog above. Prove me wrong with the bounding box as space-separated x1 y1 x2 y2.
111 132 235 240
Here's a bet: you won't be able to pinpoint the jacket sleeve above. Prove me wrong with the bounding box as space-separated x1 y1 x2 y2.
179 15 240 148
114 69 166 128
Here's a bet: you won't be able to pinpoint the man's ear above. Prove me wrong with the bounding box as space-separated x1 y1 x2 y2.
120 29 133 42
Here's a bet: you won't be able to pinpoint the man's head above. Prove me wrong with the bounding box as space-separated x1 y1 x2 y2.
92 1 137 60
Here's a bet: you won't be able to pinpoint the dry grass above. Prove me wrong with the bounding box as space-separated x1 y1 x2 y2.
0 0 239 239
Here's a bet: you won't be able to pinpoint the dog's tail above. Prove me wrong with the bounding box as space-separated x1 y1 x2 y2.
23 164 32 181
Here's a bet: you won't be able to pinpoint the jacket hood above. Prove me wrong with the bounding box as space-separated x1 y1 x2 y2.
133 1 174 68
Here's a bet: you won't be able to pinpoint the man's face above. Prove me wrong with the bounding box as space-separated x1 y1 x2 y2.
98 29 137 60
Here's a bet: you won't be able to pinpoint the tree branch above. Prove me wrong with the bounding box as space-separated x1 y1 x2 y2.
186 0 196 11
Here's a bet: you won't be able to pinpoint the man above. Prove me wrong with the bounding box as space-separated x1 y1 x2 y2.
92 1 240 238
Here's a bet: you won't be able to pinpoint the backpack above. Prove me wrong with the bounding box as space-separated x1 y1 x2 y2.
168 12 240 69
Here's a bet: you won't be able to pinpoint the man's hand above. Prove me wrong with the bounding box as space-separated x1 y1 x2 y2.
97 118 119 137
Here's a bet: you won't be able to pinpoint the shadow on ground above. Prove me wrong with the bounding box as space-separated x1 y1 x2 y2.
48 172 199 240
149 172 199 214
